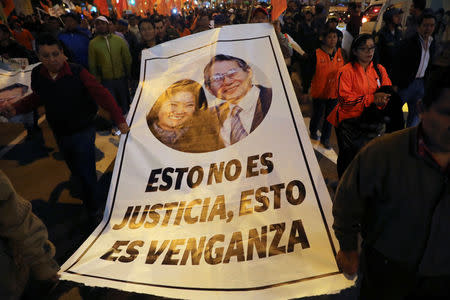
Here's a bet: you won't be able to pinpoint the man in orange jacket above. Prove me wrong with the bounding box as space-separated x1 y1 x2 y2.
309 28 345 149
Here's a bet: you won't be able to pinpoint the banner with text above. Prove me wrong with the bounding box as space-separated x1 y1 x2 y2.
60 24 353 299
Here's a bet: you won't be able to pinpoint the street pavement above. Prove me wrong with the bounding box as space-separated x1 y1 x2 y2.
0 100 357 300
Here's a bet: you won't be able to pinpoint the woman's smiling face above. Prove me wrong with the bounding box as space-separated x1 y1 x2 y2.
157 91 196 130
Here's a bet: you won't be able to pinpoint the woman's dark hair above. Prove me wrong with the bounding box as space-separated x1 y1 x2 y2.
349 33 375 64
147 79 207 128
35 33 63 54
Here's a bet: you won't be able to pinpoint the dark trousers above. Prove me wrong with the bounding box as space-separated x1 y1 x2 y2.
102 78 130 115
336 125 359 178
309 98 337 143
360 246 450 299
54 127 99 215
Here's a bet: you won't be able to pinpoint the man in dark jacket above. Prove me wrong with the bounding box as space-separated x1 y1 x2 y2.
404 0 426 39
333 65 450 299
58 13 91 68
375 7 403 76
392 13 436 127
0 34 130 224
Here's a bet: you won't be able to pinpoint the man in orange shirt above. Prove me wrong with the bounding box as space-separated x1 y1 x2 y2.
11 21 34 50
309 28 345 149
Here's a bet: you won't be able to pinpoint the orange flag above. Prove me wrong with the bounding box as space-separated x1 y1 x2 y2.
169 0 175 11
2 0 15 16
156 0 168 16
271 0 287 21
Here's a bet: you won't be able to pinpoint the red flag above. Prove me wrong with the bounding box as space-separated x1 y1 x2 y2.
94 0 109 16
2 0 15 16
271 0 286 21
113 0 128 18
40 1 50 12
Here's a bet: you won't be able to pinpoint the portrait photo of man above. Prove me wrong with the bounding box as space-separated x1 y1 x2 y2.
204 54 272 146
0 83 28 104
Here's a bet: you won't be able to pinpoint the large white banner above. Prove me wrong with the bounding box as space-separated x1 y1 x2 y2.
60 24 354 299
0 64 36 122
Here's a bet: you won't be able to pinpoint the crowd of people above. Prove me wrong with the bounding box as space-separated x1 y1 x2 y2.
0 0 449 298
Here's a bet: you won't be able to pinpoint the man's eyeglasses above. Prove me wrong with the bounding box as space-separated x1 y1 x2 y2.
358 46 376 52
208 68 241 85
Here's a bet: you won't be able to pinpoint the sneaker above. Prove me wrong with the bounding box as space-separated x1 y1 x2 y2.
310 133 319 141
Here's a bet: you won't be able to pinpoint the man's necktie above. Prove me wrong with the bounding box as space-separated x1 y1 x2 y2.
230 105 248 145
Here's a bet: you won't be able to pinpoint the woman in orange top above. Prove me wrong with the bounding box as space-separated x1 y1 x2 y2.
309 28 345 149
327 34 392 177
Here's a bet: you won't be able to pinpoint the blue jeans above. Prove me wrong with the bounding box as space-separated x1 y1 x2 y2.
398 78 424 127
54 127 99 214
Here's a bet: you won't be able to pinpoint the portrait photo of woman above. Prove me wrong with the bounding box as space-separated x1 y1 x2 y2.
147 79 224 153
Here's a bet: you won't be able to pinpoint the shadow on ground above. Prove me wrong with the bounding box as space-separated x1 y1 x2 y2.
2 131 54 165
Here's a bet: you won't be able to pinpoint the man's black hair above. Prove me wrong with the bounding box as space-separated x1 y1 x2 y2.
423 66 450 109
63 13 80 24
204 54 250 86
321 28 340 40
315 3 324 14
413 0 426 11
417 12 436 25
153 16 163 24
35 33 63 53
138 18 154 30
348 2 357 11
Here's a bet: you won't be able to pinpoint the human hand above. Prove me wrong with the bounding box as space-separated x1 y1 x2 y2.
118 122 130 134
336 250 359 276
272 20 282 34
48 273 60 283
374 92 390 106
